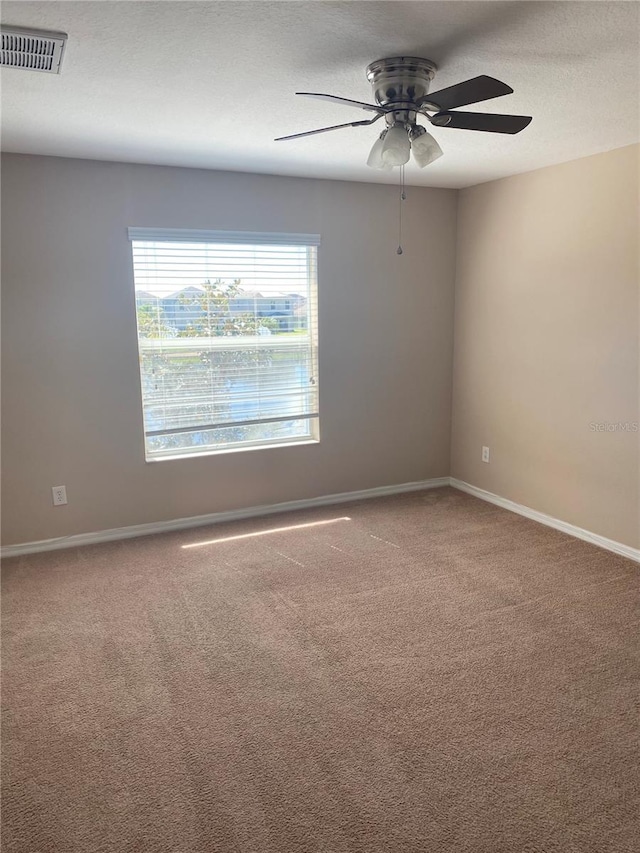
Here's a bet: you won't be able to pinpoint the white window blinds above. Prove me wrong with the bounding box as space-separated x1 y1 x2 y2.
128 228 320 460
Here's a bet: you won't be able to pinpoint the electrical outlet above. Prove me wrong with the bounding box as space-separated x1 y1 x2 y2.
482 446 490 463
52 485 67 506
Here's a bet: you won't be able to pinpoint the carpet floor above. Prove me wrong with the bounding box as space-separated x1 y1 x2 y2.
2 487 639 852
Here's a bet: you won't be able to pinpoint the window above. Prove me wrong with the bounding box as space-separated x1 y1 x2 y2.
128 228 320 461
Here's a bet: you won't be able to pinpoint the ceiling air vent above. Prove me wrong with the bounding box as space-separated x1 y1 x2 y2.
1 26 67 74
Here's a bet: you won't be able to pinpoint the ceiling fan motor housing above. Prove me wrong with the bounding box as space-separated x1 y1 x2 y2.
366 56 438 126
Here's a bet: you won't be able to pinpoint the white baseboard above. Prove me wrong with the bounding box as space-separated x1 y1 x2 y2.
5 476 637 564
450 478 640 564
1 477 449 558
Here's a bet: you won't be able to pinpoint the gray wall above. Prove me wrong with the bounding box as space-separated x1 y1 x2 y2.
4 147 637 551
451 144 639 549
1 154 457 544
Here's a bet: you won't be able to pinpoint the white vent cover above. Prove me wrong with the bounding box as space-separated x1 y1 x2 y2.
1 26 67 74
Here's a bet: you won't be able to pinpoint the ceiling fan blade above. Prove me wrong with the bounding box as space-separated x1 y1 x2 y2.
430 111 532 134
418 75 513 111
275 114 382 142
296 92 384 113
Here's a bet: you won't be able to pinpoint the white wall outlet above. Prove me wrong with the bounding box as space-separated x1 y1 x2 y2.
52 485 67 506
482 446 490 463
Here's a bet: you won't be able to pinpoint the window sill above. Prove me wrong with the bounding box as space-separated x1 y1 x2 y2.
144 438 320 464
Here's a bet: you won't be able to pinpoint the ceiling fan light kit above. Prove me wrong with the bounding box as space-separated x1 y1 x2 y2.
366 124 442 170
409 127 443 169
366 131 391 170
276 55 532 170
379 124 411 167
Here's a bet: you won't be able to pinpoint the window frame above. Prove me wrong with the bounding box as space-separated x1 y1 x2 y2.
128 227 320 462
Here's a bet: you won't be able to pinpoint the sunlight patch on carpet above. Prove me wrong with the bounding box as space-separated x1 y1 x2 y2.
182 517 352 548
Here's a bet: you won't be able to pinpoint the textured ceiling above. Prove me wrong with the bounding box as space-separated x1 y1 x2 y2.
1 1 638 188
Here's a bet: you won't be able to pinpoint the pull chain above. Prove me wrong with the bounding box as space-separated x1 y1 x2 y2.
397 164 406 255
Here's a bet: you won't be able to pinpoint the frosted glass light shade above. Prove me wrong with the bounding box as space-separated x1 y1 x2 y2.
380 125 411 167
366 131 392 170
410 128 443 168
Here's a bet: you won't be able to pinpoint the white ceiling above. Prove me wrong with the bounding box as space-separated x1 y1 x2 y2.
1 1 638 188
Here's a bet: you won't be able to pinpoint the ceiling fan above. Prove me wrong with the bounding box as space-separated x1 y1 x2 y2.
275 57 532 169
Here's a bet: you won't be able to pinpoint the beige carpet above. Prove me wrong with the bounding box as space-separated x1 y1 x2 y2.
2 487 639 852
